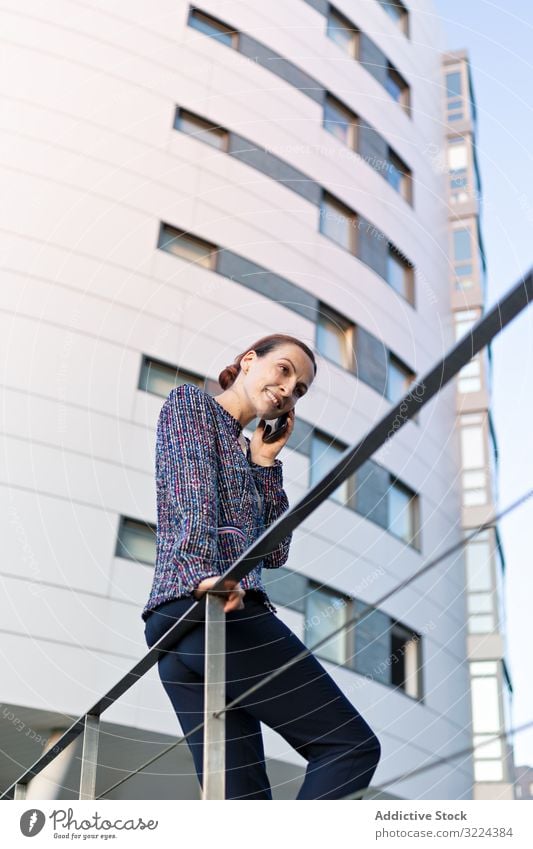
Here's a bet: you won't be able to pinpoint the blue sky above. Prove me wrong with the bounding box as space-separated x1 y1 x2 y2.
431 0 533 768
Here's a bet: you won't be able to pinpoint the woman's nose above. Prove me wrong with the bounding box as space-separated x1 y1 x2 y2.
279 384 292 401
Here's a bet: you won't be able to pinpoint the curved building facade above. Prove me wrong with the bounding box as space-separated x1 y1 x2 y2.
1 0 506 799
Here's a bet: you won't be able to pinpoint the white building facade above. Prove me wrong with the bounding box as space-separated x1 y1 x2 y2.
1 0 505 799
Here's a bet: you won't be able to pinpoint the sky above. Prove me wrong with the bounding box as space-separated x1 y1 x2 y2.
431 0 533 767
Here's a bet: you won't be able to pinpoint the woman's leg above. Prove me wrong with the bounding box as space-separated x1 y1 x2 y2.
221 600 382 800
147 595 381 800
144 598 272 799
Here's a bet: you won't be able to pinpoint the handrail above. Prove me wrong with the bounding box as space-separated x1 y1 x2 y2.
2 269 531 801
92 487 532 800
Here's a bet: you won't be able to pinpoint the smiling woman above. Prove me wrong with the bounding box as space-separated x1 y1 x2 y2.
218 333 315 408
212 335 316 455
142 333 382 800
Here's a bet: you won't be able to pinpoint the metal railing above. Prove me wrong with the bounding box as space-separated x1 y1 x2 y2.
2 269 531 801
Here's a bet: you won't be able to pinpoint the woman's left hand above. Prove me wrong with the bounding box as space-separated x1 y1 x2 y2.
249 408 295 466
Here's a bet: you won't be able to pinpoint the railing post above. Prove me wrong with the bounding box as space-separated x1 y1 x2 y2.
202 591 226 800
79 714 100 800
14 783 27 800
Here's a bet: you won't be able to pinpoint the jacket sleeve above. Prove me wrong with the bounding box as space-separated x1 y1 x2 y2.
158 383 220 595
250 459 292 569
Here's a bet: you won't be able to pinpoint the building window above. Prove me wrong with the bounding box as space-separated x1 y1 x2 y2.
446 71 463 99
158 223 217 269
453 228 473 262
448 139 468 170
323 94 358 150
138 356 203 398
470 661 504 781
115 517 156 566
387 245 414 303
387 353 415 405
460 417 485 467
378 0 409 36
390 623 420 697
462 481 487 508
467 591 495 634
386 64 410 112
460 413 488 507
455 262 473 277
316 304 356 371
389 479 419 546
188 8 237 48
310 431 356 509
303 583 422 696
471 673 502 737
310 431 419 547
454 308 478 335
353 600 422 697
452 226 474 286
463 471 486 494
445 70 464 121
387 149 413 203
457 358 481 394
465 531 496 633
454 309 482 393
319 193 358 254
475 760 504 781
326 7 359 58
323 95 412 203
467 592 493 614
473 733 502 762
261 566 307 613
455 275 474 290
304 583 351 665
465 531 492 590
470 660 498 675
270 570 424 697
174 108 228 150
450 176 469 206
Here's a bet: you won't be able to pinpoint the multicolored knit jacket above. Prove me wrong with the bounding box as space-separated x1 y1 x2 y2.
141 383 292 621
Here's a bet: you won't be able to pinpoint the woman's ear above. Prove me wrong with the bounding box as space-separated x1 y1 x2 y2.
241 349 257 374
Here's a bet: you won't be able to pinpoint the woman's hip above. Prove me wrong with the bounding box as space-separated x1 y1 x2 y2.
144 590 273 650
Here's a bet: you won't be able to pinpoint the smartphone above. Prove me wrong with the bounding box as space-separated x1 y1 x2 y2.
262 411 290 444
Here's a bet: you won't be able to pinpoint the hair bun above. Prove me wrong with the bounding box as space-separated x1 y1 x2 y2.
218 363 239 390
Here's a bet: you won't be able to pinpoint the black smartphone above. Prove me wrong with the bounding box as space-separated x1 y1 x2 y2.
262 411 290 444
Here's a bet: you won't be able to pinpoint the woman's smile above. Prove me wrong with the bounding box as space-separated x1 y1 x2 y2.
264 388 281 409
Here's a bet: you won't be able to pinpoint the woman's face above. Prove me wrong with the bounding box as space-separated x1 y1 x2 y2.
241 344 315 419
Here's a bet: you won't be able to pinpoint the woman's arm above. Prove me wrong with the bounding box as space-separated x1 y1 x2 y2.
250 460 293 569
158 383 223 595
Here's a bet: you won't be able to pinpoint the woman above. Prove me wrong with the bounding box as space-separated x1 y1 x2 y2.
143 333 381 800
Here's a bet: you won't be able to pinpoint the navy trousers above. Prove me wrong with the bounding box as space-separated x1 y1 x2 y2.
144 591 381 800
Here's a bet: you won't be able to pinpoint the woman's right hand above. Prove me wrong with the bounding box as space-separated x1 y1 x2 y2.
192 576 245 612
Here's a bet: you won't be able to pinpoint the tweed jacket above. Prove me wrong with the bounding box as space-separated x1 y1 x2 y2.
141 383 292 621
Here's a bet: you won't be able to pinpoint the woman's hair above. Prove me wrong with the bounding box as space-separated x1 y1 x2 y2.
218 334 317 390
